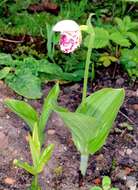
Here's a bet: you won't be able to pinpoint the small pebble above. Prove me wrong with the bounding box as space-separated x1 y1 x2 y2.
63 146 67 151
116 77 125 86
47 129 55 135
126 149 132 155
4 177 16 185
118 150 125 157
126 176 137 190
6 115 10 119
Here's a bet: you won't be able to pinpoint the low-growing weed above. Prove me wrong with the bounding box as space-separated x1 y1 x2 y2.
90 176 119 190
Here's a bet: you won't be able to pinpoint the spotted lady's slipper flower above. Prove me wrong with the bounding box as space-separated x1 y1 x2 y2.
53 20 82 53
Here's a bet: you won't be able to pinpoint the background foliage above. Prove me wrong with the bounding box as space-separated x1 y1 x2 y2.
0 0 137 98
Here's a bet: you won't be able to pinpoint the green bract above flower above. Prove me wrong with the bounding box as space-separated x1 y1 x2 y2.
53 20 82 53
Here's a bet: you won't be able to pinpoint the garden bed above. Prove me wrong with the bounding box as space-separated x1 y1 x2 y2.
0 65 137 190
0 1 138 189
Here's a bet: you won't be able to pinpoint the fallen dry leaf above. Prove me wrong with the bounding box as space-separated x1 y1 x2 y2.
93 177 101 185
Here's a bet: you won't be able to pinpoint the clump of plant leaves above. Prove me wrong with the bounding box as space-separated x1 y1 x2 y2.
0 53 85 99
5 83 60 189
84 16 138 49
55 88 125 175
53 15 125 176
120 47 138 78
110 16 138 47
90 176 119 190
98 53 118 67
83 15 138 79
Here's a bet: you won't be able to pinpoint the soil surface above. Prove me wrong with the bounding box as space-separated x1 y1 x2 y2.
0 65 138 190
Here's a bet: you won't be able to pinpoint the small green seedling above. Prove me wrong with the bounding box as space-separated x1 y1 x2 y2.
5 84 60 189
119 122 133 131
14 123 54 190
98 53 118 67
90 176 119 190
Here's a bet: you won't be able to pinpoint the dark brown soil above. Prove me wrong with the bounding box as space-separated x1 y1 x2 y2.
0 66 138 190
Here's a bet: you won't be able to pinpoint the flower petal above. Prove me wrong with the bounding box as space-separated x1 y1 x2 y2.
53 20 80 32
59 31 81 53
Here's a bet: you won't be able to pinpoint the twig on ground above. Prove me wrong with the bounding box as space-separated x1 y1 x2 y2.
0 37 24 43
119 110 135 125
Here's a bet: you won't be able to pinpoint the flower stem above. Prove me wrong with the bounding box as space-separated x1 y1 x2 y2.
34 175 38 188
82 33 94 104
80 154 89 176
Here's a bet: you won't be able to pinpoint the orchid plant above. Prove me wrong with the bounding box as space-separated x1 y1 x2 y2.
5 84 60 189
52 15 125 176
4 15 125 189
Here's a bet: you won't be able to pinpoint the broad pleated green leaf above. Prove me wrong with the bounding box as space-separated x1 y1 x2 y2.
56 89 124 155
77 88 125 154
56 88 124 176
56 111 97 154
5 99 38 130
